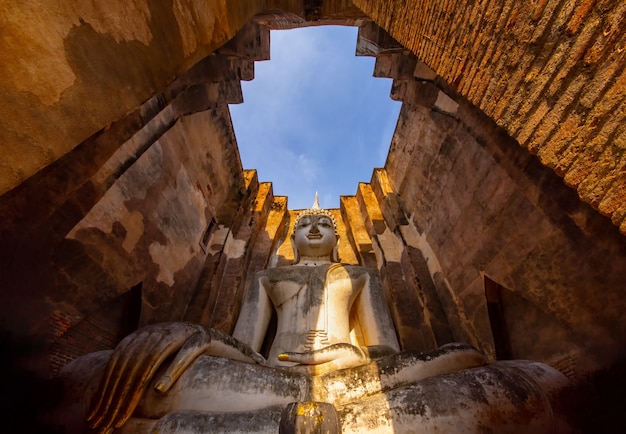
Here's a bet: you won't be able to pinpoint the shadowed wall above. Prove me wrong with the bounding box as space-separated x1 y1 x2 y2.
0 1 625 432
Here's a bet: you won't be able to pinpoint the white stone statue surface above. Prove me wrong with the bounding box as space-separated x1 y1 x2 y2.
58 202 571 434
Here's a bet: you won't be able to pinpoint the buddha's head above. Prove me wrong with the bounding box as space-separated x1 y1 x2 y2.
291 196 339 265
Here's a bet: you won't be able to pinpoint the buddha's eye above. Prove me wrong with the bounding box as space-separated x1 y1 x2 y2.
318 218 332 227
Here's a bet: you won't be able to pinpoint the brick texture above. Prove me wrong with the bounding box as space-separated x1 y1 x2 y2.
354 0 626 234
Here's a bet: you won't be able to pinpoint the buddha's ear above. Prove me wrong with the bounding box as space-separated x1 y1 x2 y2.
290 234 300 264
331 234 340 263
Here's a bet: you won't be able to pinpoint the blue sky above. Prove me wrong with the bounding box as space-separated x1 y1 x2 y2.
229 26 401 210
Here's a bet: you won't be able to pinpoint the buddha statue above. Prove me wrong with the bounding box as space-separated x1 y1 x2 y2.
57 200 571 434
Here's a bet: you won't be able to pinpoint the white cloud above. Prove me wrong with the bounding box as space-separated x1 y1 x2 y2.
229 26 401 211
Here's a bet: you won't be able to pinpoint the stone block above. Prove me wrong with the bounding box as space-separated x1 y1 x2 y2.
339 195 377 269
356 183 386 235
356 21 404 56
217 21 270 60
373 53 417 79
279 402 341 434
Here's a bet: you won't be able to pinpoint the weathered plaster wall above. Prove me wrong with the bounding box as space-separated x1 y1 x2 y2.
0 4 366 374
0 22 271 378
61 109 241 324
0 2 625 430
0 0 365 197
350 23 626 386
385 72 626 377
0 0 270 196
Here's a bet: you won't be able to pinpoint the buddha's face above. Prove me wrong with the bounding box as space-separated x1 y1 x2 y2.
292 214 337 258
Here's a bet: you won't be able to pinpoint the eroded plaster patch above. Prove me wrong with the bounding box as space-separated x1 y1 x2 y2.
122 211 144 253
208 225 230 256
224 232 247 259
172 0 218 58
148 241 193 287
148 167 206 286
1 1 76 105
398 217 444 276
66 186 129 239
73 0 152 45
1 0 152 105
374 228 404 262
435 90 459 115
66 142 164 240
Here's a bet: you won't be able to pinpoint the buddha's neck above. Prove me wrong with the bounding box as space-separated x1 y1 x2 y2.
297 255 332 266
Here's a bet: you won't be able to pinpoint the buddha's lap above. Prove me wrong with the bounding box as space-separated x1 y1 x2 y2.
130 358 569 434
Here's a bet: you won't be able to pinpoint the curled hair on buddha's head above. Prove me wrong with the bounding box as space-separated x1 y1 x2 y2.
292 207 338 237
291 193 340 264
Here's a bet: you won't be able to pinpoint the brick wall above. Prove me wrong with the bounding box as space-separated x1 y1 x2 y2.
354 0 626 235
49 285 141 375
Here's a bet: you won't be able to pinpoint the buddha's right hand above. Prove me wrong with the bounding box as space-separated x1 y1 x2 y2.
86 322 212 434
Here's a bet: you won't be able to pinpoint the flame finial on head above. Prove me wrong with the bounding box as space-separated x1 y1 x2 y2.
312 192 321 210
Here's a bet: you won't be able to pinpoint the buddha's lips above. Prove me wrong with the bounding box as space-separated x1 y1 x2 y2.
307 234 322 239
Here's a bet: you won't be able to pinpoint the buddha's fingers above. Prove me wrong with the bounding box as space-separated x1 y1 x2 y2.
87 328 144 421
104 333 175 428
90 327 167 430
439 343 488 370
280 344 365 365
88 326 164 424
114 327 206 428
153 327 212 394
89 323 203 431
106 323 205 429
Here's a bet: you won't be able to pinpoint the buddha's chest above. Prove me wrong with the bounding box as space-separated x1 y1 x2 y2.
266 265 360 314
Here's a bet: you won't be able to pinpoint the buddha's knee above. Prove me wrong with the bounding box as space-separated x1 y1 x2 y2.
136 356 310 417
145 407 285 434
338 361 571 434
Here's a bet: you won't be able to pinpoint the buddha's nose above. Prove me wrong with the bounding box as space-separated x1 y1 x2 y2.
309 221 320 233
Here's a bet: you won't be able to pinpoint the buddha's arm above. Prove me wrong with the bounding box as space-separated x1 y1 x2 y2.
354 271 401 354
232 275 273 352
